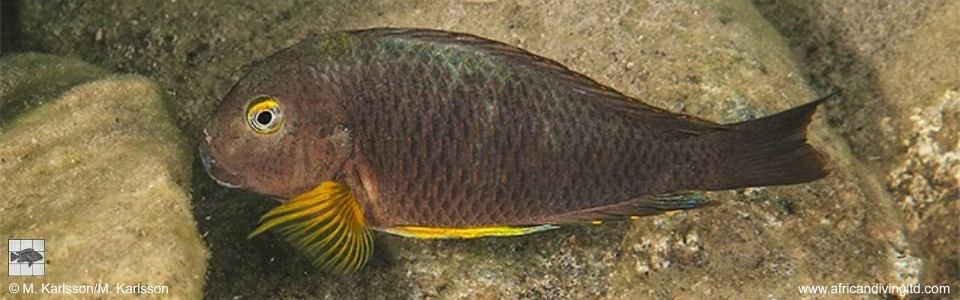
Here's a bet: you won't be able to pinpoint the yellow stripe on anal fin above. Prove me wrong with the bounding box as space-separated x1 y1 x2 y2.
382 224 558 239
249 181 373 274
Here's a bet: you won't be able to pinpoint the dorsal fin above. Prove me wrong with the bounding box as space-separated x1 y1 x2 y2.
348 28 727 136
349 28 632 103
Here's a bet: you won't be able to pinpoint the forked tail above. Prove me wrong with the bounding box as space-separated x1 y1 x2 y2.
703 92 837 190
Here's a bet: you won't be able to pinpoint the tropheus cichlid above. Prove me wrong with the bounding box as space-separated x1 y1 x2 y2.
200 28 832 273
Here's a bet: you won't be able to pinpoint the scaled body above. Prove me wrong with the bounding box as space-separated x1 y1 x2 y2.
200 28 829 272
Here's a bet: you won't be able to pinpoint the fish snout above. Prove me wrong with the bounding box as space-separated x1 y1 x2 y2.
199 142 246 189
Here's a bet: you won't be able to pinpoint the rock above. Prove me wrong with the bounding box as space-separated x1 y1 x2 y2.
10 0 957 298
0 53 110 125
0 53 206 298
757 0 960 293
880 4 960 292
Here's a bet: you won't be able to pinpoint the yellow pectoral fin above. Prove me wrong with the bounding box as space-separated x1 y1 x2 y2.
382 224 558 239
249 181 373 274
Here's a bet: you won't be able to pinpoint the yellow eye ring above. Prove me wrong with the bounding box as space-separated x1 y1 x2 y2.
246 96 284 134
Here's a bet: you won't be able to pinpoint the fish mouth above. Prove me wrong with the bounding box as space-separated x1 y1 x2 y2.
199 135 245 189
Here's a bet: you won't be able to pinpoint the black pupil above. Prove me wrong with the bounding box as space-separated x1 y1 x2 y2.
256 110 273 126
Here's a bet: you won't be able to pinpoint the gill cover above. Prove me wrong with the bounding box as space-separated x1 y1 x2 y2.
250 181 373 273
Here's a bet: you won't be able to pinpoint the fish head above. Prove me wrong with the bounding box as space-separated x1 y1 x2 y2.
200 45 354 199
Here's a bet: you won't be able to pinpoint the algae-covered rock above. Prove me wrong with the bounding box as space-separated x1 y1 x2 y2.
0 53 206 298
879 5 960 292
758 0 960 293
0 53 110 124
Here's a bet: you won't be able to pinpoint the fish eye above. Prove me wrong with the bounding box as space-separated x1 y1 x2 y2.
246 96 284 134
256 110 273 125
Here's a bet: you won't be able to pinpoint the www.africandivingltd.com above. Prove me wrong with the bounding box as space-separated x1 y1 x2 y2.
798 282 951 296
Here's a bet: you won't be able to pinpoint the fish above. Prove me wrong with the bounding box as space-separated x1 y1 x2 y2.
199 28 831 273
10 248 44 267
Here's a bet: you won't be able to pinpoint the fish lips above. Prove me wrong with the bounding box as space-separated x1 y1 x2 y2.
199 143 246 189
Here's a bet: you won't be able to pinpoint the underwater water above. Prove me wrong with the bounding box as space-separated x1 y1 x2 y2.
2 0 957 299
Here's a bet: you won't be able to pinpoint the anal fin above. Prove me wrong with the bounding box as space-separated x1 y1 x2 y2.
382 224 558 239
542 191 717 224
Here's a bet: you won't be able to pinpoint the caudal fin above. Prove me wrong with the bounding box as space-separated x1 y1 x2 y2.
705 92 836 190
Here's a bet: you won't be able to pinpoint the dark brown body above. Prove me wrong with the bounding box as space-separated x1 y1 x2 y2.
328 29 825 228
201 28 827 229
